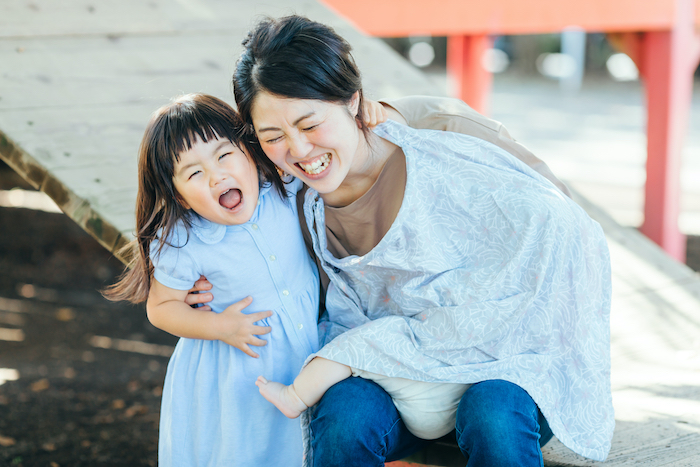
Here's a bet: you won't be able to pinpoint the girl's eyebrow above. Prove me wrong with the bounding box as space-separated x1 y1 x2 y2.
257 112 315 134
175 140 231 177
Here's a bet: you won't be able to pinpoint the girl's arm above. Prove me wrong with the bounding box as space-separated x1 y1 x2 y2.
148 278 272 358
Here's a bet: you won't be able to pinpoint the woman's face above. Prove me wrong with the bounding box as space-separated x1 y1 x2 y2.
251 91 364 196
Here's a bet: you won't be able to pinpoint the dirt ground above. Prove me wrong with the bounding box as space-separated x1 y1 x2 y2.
1 161 700 466
0 164 176 466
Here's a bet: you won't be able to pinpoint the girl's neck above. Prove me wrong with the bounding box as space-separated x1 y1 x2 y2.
320 131 397 208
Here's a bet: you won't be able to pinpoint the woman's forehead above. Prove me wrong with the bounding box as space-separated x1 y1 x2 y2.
252 93 335 126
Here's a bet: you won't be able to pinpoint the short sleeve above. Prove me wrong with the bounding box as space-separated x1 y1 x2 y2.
381 96 571 197
150 233 201 291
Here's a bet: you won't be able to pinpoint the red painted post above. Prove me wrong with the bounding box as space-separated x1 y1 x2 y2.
639 0 699 262
447 35 494 115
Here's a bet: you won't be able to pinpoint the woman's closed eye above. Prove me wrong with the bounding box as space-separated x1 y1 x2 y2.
265 135 284 144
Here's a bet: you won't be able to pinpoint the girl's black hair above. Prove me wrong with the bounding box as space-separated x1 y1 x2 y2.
233 15 369 137
104 93 285 303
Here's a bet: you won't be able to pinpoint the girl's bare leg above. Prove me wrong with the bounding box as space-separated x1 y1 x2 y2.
256 357 352 418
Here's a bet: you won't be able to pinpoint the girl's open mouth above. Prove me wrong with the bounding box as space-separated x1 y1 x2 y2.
297 153 331 175
219 189 242 209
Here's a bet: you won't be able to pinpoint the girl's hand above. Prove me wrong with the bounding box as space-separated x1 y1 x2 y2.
185 275 213 311
362 99 388 128
217 296 272 358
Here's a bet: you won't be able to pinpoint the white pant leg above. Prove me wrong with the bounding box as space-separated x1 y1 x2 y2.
352 369 470 440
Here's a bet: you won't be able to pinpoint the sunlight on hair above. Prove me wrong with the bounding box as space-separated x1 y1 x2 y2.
0 368 20 385
89 335 174 357
0 188 61 213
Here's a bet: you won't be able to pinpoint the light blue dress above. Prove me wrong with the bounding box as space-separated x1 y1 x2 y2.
151 179 320 466
302 120 613 463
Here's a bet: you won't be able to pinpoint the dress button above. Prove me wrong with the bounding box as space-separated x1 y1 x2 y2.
269 255 276 261
282 290 290 296
297 323 304 330
251 224 258 230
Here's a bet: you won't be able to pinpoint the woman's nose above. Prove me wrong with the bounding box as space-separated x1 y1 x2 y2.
287 133 313 159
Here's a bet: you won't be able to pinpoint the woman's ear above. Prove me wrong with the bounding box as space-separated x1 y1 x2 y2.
348 91 361 118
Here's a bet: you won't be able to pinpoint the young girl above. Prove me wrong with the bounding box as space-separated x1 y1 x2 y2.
105 93 323 466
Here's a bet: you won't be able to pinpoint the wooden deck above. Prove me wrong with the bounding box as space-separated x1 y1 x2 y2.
1 1 699 465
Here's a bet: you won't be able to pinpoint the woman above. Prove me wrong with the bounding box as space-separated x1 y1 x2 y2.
198 14 612 467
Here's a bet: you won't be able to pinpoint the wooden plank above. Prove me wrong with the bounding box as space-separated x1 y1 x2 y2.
321 0 678 37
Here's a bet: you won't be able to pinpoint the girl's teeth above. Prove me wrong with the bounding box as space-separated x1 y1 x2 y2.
300 154 330 175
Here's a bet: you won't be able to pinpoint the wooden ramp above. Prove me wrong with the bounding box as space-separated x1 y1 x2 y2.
2 1 699 465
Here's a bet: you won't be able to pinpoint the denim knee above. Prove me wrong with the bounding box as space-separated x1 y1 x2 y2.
310 377 399 465
455 380 550 467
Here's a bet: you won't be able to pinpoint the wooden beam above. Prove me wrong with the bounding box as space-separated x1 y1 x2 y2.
446 35 493 115
639 0 699 262
321 0 679 37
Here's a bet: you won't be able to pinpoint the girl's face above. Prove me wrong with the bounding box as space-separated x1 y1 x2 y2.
251 91 364 196
172 136 259 226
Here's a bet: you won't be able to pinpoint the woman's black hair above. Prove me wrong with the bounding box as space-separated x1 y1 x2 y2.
233 15 369 136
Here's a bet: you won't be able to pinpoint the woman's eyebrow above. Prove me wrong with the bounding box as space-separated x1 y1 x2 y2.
257 112 315 133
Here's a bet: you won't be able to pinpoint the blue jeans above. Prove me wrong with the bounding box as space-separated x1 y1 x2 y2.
310 377 553 467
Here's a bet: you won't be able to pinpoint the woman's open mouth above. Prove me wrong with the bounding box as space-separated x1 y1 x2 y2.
297 153 331 175
219 189 242 209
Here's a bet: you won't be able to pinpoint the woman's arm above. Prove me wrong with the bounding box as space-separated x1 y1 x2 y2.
380 95 571 197
148 278 272 358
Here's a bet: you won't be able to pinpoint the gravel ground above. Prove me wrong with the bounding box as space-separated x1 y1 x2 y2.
0 205 177 467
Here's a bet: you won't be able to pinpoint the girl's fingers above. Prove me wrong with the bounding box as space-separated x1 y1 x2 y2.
249 337 269 347
228 295 254 312
248 310 273 323
252 325 272 336
240 344 259 358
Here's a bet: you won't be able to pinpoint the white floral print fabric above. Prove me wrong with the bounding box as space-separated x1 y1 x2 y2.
303 120 613 462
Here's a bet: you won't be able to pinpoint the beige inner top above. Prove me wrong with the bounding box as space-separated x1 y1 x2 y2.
324 146 406 258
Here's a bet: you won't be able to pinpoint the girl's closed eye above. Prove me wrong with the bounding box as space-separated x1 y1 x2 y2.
188 170 201 180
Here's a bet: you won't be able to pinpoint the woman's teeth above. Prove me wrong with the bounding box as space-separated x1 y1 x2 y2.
299 154 331 175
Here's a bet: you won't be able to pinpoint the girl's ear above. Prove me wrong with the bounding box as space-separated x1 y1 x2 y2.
175 194 190 210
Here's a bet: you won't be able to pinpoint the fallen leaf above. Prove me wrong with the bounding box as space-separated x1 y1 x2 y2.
0 435 16 446
31 378 50 392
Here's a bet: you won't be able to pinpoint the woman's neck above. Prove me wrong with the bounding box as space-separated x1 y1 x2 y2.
320 131 398 208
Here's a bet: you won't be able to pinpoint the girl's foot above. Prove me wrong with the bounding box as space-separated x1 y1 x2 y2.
256 376 308 418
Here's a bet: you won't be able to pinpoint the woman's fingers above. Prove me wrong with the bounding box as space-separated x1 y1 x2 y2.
192 275 213 291
184 291 213 307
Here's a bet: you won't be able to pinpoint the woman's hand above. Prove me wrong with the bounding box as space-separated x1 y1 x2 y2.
362 99 388 128
185 275 213 311
216 296 272 358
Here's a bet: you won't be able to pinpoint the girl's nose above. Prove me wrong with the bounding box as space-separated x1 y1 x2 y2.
210 169 227 187
287 133 313 159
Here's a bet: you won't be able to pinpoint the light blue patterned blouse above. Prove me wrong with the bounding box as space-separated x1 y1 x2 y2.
302 120 613 462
